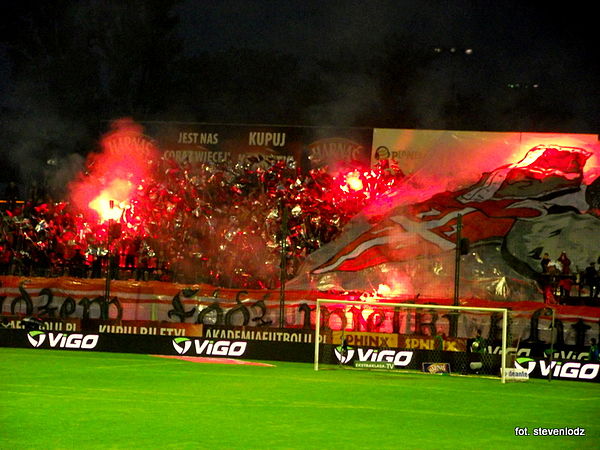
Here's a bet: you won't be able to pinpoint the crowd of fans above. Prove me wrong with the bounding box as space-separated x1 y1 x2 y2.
540 251 600 303
0 182 173 282
3 158 597 300
1 156 406 288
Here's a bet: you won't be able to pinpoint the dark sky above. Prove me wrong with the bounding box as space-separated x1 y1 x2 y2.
0 0 598 188
174 1 598 89
154 0 594 133
1 1 598 124
174 1 593 60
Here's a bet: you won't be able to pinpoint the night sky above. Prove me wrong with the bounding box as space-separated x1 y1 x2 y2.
0 0 599 187
173 1 599 126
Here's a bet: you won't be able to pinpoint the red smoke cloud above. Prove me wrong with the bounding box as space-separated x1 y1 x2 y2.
68 118 159 236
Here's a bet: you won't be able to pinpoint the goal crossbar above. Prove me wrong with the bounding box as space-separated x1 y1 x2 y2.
314 299 509 383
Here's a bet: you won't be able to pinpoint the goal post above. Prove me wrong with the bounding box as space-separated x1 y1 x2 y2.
314 299 509 383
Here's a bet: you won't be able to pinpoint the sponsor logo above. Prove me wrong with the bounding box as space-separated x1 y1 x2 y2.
402 336 465 352
27 331 46 348
487 346 531 357
423 363 451 374
515 358 600 380
334 347 413 367
27 331 99 350
354 361 394 370
514 357 537 375
335 332 398 348
172 337 193 355
550 350 590 361
502 367 529 381
334 345 355 364
374 146 420 161
307 138 364 165
171 338 247 357
488 346 589 361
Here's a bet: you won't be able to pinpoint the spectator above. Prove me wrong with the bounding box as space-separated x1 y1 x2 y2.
589 338 599 362
0 242 13 275
27 180 47 204
69 248 87 278
91 253 104 279
541 252 551 273
4 181 20 211
558 251 571 275
583 262 599 298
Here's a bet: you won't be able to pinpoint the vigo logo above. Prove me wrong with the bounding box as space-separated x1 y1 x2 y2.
172 337 192 355
333 346 355 364
488 346 531 357
27 331 46 348
515 358 600 380
171 339 247 357
334 347 413 367
514 357 537 375
27 331 99 350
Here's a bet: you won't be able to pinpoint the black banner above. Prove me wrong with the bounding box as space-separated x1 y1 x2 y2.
321 342 600 382
0 329 315 363
514 356 600 383
2 328 598 382
140 122 374 172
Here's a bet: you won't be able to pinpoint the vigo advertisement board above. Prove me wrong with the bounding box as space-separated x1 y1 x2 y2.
2 327 598 382
0 329 315 363
514 357 600 382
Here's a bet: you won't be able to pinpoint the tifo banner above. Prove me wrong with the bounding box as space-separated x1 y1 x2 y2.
371 129 599 180
292 137 600 302
2 276 599 347
141 122 373 172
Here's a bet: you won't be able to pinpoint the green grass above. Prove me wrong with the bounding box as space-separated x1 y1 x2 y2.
1 348 598 449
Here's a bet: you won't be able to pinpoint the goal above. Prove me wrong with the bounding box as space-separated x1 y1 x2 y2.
314 299 510 383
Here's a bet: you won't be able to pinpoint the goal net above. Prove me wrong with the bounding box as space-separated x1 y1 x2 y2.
314 299 510 383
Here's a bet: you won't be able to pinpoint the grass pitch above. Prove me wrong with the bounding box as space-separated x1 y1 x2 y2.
1 348 598 449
